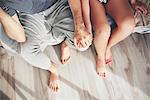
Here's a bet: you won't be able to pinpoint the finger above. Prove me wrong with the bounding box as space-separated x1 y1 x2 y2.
138 7 146 14
88 35 93 44
136 9 142 15
148 12 150 16
140 6 148 14
77 40 80 48
84 40 90 47
142 7 148 15
85 39 91 47
73 38 78 48
89 34 93 42
79 42 83 48
134 11 138 17
135 7 141 13
80 37 85 48
81 39 87 48
84 35 91 46
87 39 92 46
86 36 92 46
77 40 81 48
137 7 148 15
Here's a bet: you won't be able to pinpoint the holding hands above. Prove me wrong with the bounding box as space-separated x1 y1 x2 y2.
74 25 93 49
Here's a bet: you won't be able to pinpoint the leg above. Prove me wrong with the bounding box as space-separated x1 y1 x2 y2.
19 13 60 92
0 23 19 54
61 37 90 64
105 0 135 62
48 63 60 92
68 0 93 49
0 9 25 42
21 37 60 92
51 0 91 64
90 0 111 77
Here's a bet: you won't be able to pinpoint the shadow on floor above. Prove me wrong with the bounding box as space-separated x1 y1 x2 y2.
0 68 36 100
60 76 99 100
0 90 10 100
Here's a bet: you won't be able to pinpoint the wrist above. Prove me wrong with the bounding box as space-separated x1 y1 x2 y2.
75 22 85 32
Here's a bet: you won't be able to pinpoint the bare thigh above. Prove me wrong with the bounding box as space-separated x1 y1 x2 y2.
105 0 134 26
90 0 110 32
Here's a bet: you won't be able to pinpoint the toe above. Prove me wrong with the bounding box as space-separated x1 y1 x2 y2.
106 57 112 64
53 85 56 92
61 59 65 64
61 56 70 64
54 84 59 92
49 82 52 88
54 85 56 92
50 85 53 90
61 59 63 64
57 85 60 92
97 72 107 78
63 60 66 64
55 86 58 92
55 84 58 92
102 72 106 78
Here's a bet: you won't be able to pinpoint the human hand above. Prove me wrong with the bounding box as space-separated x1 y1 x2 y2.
74 26 93 49
131 1 148 16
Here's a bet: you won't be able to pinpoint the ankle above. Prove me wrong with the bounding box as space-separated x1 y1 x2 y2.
96 54 105 61
61 41 68 48
49 63 58 74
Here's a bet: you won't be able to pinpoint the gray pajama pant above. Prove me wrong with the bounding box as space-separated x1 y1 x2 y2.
0 0 89 70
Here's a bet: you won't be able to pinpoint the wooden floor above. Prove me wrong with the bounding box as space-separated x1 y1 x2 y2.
0 33 150 100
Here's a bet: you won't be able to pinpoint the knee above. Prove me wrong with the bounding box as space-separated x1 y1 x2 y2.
16 36 26 42
118 16 135 34
15 32 26 42
94 24 111 37
94 24 111 44
0 22 26 43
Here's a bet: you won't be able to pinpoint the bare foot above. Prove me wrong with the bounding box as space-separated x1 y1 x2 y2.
48 63 60 92
105 48 112 65
48 72 60 92
96 55 107 78
60 41 70 64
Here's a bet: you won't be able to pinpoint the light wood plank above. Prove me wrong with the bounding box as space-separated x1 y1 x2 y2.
0 33 150 100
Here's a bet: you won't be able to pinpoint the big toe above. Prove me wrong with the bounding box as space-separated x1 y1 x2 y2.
106 51 112 64
106 57 112 64
61 56 70 64
49 82 60 92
